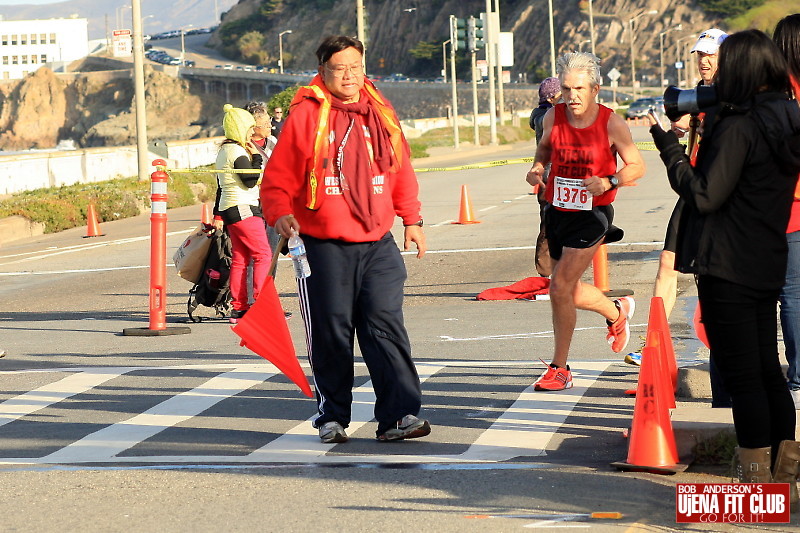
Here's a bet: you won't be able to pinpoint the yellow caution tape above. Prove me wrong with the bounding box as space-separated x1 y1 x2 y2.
414 141 685 173
159 140 683 176
166 168 262 174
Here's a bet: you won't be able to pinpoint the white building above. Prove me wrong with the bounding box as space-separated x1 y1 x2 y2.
0 17 89 80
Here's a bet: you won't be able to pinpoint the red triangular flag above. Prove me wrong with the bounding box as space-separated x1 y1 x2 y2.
476 276 550 300
231 277 313 397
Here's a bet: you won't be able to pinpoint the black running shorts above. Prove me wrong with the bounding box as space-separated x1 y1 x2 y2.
544 204 623 261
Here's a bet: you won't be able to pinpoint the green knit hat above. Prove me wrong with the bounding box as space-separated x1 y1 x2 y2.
222 103 255 146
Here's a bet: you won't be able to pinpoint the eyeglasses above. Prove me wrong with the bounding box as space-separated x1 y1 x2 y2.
324 63 364 78
273 110 283 114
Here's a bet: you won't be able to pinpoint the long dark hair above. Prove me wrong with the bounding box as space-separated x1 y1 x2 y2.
774 14 800 88
715 29 790 105
315 36 364 65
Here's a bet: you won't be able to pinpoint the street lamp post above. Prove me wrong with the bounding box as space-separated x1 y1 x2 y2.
116 4 130 29
588 0 595 56
180 25 194 65
442 39 449 84
659 24 682 88
676 34 697 88
278 30 292 74
547 0 556 76
628 9 657 100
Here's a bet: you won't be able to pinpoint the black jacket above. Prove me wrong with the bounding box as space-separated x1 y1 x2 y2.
651 92 800 290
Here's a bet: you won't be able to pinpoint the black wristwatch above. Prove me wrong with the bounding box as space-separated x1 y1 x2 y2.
405 218 424 227
607 176 619 190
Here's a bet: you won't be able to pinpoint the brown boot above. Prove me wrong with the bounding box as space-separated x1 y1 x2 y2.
736 447 773 483
773 440 800 505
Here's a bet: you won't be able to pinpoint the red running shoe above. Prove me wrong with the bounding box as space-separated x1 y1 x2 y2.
534 362 573 391
607 296 635 353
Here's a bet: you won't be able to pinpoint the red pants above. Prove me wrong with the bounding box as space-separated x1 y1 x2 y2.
226 216 271 311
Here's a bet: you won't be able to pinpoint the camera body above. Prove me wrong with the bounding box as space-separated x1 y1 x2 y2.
663 85 718 121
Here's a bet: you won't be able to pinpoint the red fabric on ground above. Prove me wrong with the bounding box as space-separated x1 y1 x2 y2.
476 277 550 300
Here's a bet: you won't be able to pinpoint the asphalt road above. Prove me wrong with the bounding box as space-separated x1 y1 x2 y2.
0 127 790 532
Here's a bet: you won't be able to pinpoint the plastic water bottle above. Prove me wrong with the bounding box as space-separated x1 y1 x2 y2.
288 230 311 279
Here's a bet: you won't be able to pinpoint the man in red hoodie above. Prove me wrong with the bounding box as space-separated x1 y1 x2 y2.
261 35 430 444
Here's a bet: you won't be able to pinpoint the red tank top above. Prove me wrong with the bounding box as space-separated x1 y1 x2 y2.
545 103 618 210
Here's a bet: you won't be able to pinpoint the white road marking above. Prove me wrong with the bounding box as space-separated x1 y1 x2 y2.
0 228 195 264
0 368 131 426
41 367 277 463
0 361 613 465
440 323 648 341
247 364 444 461
1 240 665 275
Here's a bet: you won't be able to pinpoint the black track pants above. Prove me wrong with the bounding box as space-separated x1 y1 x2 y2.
299 233 422 436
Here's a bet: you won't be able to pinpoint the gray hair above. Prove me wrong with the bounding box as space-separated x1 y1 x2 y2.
556 52 602 87
244 101 270 120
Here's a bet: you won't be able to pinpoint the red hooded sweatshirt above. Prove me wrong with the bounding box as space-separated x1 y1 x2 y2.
260 75 422 242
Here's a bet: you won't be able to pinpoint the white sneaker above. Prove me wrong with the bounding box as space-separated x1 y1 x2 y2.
376 414 431 441
318 421 348 443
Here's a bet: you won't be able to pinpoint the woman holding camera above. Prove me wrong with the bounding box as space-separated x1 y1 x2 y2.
649 30 800 491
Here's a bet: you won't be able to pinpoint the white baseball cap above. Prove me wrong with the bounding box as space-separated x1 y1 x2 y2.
691 29 728 55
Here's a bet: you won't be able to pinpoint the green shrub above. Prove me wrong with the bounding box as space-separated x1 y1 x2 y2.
0 166 218 234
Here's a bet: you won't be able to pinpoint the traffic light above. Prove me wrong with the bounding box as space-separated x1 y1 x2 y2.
450 15 466 51
467 15 485 53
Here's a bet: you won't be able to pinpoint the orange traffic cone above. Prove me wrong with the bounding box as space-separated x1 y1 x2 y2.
645 331 676 409
612 345 686 474
83 203 104 238
647 297 678 392
452 185 481 224
201 203 212 225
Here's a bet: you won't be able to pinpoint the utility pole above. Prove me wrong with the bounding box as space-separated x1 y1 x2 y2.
449 16 464 150
548 0 556 76
356 0 366 55
493 0 505 126
484 0 497 145
131 0 148 182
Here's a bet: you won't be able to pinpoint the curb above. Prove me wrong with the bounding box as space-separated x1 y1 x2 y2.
0 215 44 247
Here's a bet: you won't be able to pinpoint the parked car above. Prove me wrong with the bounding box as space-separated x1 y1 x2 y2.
626 97 665 119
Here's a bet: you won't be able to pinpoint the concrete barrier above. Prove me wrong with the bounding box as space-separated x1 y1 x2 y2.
0 136 225 196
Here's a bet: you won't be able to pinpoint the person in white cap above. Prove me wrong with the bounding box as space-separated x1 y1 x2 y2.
651 29 728 323
647 28 731 408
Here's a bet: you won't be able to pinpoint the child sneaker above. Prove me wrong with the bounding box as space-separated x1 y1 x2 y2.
607 296 635 353
534 363 573 391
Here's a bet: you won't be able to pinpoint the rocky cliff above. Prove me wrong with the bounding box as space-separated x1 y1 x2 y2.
0 63 223 152
215 0 721 83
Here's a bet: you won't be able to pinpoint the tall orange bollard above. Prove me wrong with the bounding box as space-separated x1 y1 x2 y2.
83 203 105 238
592 244 610 292
201 203 212 225
592 243 633 298
122 160 190 337
452 185 481 224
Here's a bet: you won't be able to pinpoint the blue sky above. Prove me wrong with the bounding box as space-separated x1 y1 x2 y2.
0 1 64 4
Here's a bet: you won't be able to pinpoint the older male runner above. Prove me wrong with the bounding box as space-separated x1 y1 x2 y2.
526 52 645 391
